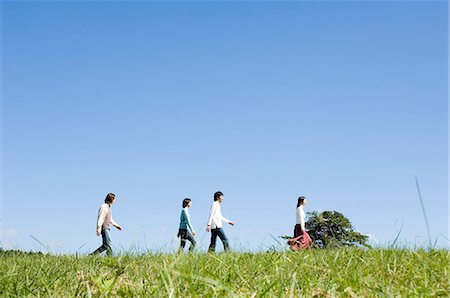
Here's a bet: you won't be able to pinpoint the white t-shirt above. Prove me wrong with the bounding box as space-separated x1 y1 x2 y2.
97 203 118 230
296 205 305 231
207 201 231 229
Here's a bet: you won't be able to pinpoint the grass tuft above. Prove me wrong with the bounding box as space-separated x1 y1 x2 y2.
0 248 448 297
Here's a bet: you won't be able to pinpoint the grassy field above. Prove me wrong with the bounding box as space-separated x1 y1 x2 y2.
0 248 448 297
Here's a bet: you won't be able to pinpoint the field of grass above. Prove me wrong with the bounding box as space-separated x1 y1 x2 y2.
0 248 448 297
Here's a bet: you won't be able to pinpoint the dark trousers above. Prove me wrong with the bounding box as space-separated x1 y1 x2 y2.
92 229 112 256
208 227 229 252
294 224 304 238
178 229 196 251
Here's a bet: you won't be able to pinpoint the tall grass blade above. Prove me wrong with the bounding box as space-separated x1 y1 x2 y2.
391 221 403 248
415 176 432 248
29 234 50 253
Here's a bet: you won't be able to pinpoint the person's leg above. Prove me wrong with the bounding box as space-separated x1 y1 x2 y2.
294 224 303 238
91 228 109 255
92 243 106 255
103 229 113 256
208 229 218 252
187 231 196 252
179 229 187 251
216 228 229 252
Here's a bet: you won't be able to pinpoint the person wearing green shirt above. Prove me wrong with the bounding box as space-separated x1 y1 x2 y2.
177 198 196 252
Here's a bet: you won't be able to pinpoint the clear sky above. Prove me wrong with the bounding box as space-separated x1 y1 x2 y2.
1 1 448 253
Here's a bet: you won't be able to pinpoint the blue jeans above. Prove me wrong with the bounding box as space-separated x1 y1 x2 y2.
92 228 112 256
208 227 229 252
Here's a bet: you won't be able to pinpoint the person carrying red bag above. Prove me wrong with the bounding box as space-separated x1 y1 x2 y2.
288 196 312 251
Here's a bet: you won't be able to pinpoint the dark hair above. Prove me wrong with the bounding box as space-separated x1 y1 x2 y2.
214 191 224 201
297 196 306 208
105 193 116 204
182 198 192 208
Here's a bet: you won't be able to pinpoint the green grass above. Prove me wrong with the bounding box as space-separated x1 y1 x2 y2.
0 248 448 297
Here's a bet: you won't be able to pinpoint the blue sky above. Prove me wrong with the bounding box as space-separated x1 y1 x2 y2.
1 1 448 253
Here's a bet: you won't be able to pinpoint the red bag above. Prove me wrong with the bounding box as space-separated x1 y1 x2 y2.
288 231 312 251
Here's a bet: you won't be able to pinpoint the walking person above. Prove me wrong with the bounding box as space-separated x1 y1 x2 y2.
289 196 312 250
177 198 196 252
206 191 235 252
294 196 307 238
91 193 122 256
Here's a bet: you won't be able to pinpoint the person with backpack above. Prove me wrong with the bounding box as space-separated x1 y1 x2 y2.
177 198 196 252
206 191 235 252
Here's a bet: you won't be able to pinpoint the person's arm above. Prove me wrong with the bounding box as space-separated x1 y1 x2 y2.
221 214 232 224
219 204 234 225
223 216 235 226
207 203 217 231
300 209 306 232
181 209 188 228
110 216 122 230
185 210 195 235
96 205 108 235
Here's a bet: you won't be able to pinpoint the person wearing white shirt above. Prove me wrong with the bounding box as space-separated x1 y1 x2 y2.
91 193 123 256
206 191 235 252
294 196 307 238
